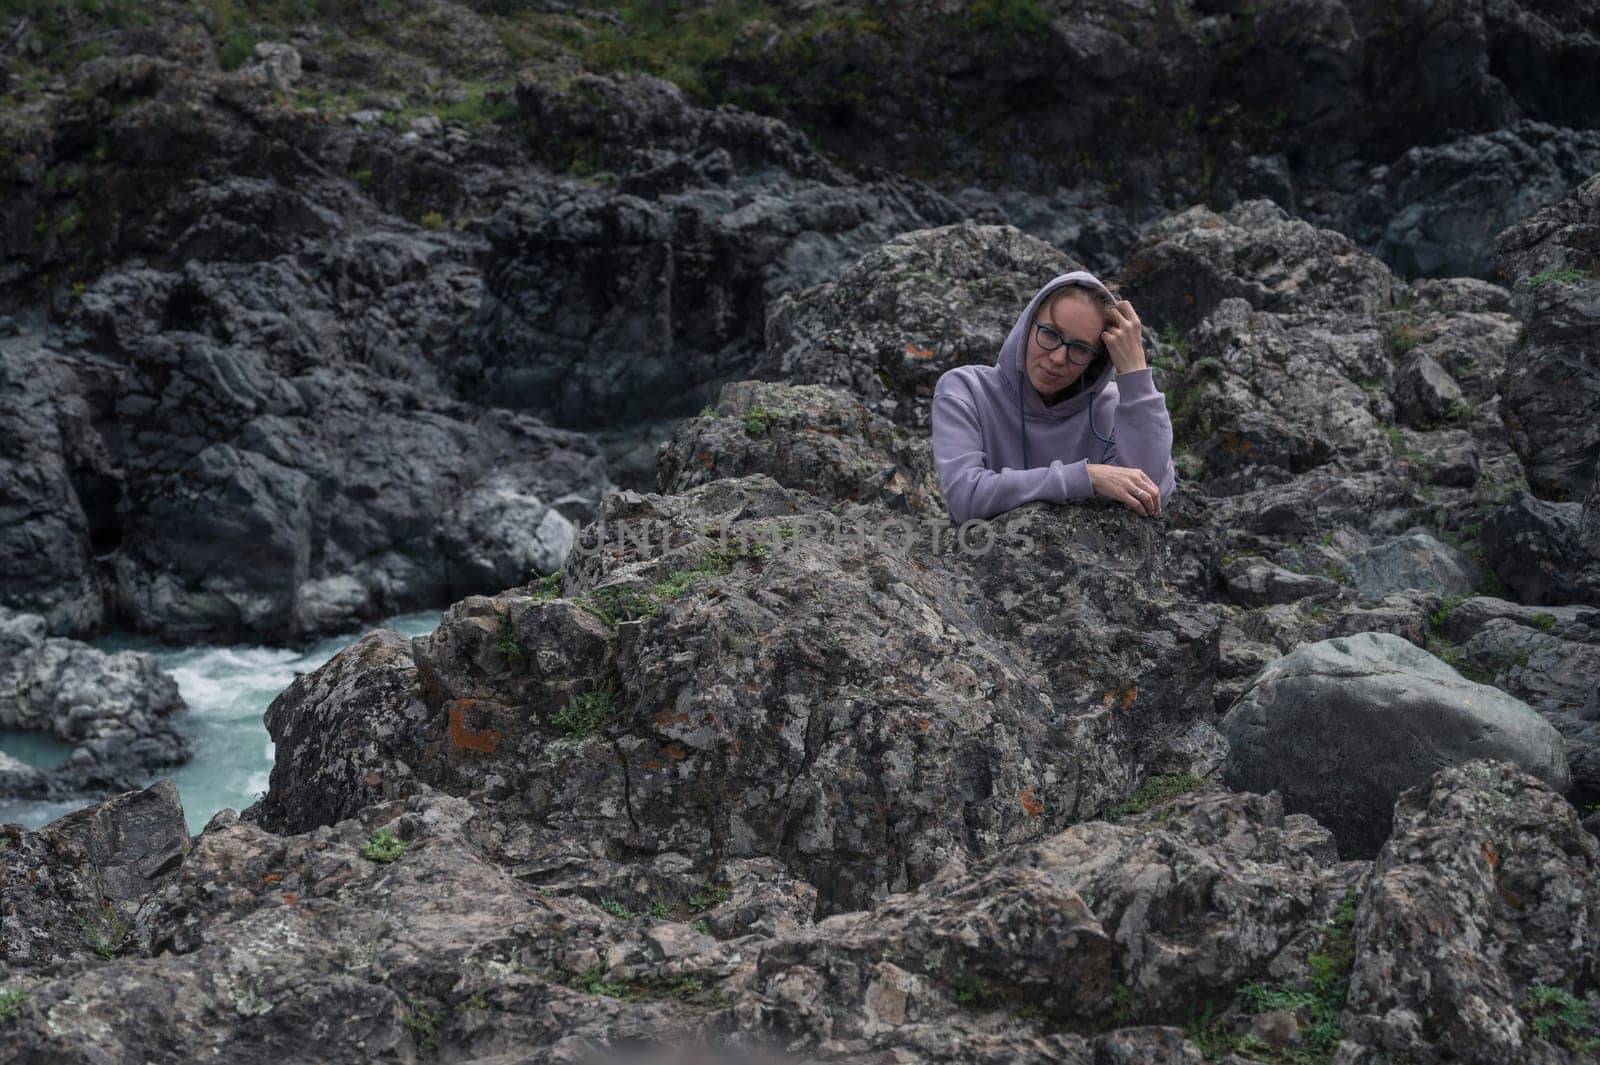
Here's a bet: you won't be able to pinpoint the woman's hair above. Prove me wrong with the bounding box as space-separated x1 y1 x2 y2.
1042 279 1118 398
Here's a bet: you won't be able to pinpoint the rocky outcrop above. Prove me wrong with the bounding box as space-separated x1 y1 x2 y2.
0 778 188 970
249 473 1225 915
1491 172 1600 502
1342 760 1600 1064
1221 633 1569 858
656 379 943 515
0 606 188 799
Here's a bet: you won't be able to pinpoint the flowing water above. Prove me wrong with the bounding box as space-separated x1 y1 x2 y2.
0 610 440 834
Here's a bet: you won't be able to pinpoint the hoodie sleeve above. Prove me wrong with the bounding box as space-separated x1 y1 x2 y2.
932 385 1093 524
1102 368 1177 502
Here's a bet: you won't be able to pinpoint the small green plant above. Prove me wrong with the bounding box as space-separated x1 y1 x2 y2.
1429 594 1468 631
578 961 631 998
530 569 563 600
553 685 625 741
1104 772 1209 821
464 989 488 1010
1522 984 1600 1052
698 404 717 417
649 898 671 920
582 586 660 626
598 896 632 919
360 827 406 863
353 167 375 193
0 987 27 1020
693 918 712 935
496 608 523 662
218 28 259 71
1531 613 1556 632
72 905 131 961
419 210 445 230
1526 269 1591 287
1391 322 1429 355
1158 322 1191 358
402 998 440 1052
670 976 704 999
650 556 731 600
743 406 773 436
686 883 729 912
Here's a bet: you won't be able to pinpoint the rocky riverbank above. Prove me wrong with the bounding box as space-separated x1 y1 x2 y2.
3 2 1600 1061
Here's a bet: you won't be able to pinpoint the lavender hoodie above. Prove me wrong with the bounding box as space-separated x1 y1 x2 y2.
931 271 1177 524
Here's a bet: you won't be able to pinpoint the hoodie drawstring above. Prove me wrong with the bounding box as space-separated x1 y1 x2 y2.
1019 367 1115 470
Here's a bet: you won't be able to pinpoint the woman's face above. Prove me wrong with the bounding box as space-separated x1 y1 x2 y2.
1024 291 1106 402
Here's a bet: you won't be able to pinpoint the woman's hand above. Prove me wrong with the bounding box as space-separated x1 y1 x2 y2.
1088 463 1162 516
1101 299 1148 373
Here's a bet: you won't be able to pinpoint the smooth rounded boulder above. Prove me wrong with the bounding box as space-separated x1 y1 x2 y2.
1221 632 1569 858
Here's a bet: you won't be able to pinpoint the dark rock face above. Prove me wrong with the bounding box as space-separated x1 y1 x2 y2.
0 606 188 799
250 473 1225 915
1343 761 1600 1064
754 221 1082 429
656 380 943 516
1437 597 1600 805
1221 633 1569 858
1492 172 1600 501
0 778 188 970
452 74 963 431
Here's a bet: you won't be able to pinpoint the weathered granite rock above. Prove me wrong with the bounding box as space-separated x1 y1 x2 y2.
1222 556 1340 608
1341 760 1600 1064
1435 597 1600 804
250 474 1225 914
1492 171 1600 501
1221 633 1570 858
1345 532 1479 600
1481 491 1600 606
1393 351 1467 427
1122 200 1395 334
754 220 1083 429
0 606 188 799
656 380 944 515
0 778 188 970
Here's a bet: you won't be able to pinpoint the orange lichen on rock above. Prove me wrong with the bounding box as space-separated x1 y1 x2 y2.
1019 787 1043 816
447 699 502 754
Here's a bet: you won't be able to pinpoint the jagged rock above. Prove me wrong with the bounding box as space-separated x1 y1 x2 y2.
1492 172 1600 501
1393 351 1466 427
735 788 1359 1042
1221 633 1570 858
1122 200 1395 334
655 380 943 514
1481 491 1600 606
1222 557 1340 607
1436 597 1600 804
753 220 1082 429
240 42 301 92
1345 531 1478 600
0 606 188 799
0 778 188 970
1342 760 1600 1064
452 71 961 429
250 474 1225 914
1332 122 1600 278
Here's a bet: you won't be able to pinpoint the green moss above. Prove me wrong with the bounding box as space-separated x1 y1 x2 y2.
553 685 625 740
530 569 563 600
742 405 774 436
1522 985 1600 1054
1526 269 1593 287
360 827 406 863
1531 613 1556 632
496 608 523 662
418 210 445 229
1103 772 1209 822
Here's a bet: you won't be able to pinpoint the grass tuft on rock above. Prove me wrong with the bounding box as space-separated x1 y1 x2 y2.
360 827 406 863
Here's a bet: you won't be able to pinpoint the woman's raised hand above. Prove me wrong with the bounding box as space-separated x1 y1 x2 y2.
1101 299 1148 373
1088 463 1162 516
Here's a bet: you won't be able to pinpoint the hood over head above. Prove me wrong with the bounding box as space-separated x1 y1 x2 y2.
997 270 1118 420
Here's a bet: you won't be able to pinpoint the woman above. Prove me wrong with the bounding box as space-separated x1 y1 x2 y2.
931 270 1176 524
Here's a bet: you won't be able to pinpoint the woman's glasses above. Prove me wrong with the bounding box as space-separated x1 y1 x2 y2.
1032 321 1104 366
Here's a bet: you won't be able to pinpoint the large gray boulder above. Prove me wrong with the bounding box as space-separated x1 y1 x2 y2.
1221 632 1569 858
